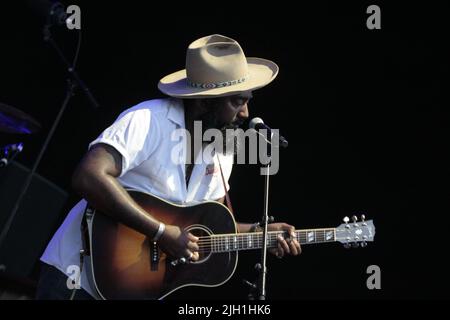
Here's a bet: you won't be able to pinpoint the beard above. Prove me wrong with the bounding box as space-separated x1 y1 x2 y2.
200 107 243 156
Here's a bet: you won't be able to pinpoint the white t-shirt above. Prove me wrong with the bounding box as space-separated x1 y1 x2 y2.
40 98 233 298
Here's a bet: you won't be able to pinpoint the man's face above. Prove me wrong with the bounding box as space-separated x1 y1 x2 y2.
201 91 252 131
200 91 252 155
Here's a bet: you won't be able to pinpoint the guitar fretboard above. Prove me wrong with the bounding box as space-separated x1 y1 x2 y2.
205 229 336 253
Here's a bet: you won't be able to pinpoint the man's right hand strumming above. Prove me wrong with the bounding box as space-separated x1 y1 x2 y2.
158 225 200 262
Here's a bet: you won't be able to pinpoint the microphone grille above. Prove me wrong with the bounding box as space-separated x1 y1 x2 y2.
249 117 264 129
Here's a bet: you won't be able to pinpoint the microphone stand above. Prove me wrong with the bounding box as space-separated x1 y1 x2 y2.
255 161 272 300
0 24 99 255
245 140 273 300
245 129 286 300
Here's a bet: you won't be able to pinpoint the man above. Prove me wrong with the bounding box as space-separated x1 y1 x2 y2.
36 34 301 300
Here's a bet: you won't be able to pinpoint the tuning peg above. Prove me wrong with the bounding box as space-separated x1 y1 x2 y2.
360 241 367 248
352 215 358 223
361 214 367 226
343 216 350 228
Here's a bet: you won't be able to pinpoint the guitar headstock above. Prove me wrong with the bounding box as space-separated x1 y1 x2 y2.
335 215 375 248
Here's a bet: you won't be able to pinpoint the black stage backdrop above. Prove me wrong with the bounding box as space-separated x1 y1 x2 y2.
0 1 449 300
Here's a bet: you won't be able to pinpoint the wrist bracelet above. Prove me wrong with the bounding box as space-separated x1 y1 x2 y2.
153 222 165 242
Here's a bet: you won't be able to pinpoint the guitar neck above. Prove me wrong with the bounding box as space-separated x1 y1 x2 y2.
207 228 336 253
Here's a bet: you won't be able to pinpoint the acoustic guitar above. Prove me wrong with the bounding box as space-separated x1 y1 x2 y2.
83 190 375 299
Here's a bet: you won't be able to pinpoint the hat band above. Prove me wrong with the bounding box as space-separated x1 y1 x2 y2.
187 75 249 89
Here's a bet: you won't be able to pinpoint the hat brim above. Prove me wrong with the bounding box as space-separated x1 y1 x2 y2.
158 58 279 98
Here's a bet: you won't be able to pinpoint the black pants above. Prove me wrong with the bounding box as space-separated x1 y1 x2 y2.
35 262 94 300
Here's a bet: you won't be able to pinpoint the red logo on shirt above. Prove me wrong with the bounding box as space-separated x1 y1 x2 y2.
205 164 218 176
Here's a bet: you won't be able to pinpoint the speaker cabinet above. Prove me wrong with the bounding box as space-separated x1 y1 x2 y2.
0 161 68 278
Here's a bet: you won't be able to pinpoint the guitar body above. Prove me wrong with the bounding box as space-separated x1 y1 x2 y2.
86 191 238 300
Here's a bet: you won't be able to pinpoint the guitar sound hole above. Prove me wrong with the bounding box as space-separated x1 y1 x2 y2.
187 226 212 263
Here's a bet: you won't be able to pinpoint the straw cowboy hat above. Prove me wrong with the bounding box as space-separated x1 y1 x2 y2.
158 34 279 98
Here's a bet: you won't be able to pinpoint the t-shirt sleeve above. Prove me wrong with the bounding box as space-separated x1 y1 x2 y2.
88 106 160 177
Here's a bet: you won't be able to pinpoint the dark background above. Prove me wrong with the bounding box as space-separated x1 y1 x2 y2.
0 1 449 300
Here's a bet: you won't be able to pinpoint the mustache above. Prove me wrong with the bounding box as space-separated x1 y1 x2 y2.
221 119 245 130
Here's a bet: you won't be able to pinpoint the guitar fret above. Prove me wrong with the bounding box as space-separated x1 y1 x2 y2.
265 234 270 248
308 231 313 243
325 230 333 241
317 230 322 242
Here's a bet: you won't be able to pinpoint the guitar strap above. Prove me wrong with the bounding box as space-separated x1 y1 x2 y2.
70 202 93 300
216 154 233 214
80 203 93 258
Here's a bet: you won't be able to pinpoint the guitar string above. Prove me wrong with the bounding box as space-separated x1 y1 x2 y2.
195 231 333 239
192 233 337 252
194 230 335 242
194 230 336 243
181 235 337 254
195 240 337 248
191 228 353 251
195 235 329 244
190 239 332 254
159 230 339 253
194 236 334 250
193 228 337 239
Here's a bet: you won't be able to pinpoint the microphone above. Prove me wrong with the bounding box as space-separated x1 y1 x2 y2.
249 117 288 148
0 143 24 168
